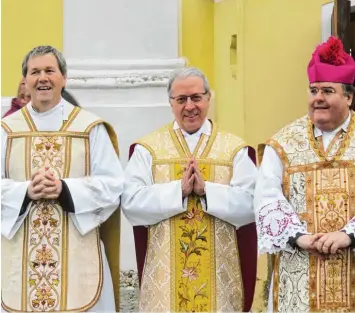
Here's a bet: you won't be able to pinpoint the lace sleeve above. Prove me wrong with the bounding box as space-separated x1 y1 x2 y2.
341 216 355 235
256 200 309 254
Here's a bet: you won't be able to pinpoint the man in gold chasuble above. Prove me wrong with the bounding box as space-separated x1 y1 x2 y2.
1 46 123 312
255 36 355 312
122 67 258 312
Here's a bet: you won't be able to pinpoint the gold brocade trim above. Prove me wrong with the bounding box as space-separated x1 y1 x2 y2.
1 121 12 133
257 143 266 166
20 106 81 133
22 219 29 311
134 141 157 159
265 139 290 168
169 125 189 158
5 138 12 178
230 144 247 162
307 113 355 161
193 134 206 157
102 122 120 156
210 219 217 312
282 171 291 200
170 218 177 311
8 132 89 139
200 120 218 159
84 120 121 157
175 128 193 157
268 139 291 199
349 167 355 309
324 130 343 155
167 120 219 161
84 119 104 133
22 107 37 131
25 138 31 180
63 138 72 178
60 107 81 131
286 160 355 175
60 213 69 311
153 158 233 167
273 254 280 313
234 234 244 312
85 138 90 176
307 118 325 161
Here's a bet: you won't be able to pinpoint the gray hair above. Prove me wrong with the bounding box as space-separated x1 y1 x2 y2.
167 67 210 97
22 45 67 77
343 83 355 96
342 83 355 110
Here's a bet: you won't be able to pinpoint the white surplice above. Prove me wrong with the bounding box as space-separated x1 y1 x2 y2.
122 119 257 229
1 100 124 312
254 112 354 312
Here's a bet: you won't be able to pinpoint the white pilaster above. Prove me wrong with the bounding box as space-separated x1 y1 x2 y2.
63 0 184 271
321 1 334 42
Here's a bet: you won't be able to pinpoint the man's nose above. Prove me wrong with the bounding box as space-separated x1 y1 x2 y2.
39 70 48 81
184 98 195 110
314 90 325 102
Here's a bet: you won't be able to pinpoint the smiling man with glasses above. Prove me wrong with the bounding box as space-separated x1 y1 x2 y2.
255 36 355 312
122 67 258 312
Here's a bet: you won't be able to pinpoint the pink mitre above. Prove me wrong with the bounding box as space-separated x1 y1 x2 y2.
307 36 355 84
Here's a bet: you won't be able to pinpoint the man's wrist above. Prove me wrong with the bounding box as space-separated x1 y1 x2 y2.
340 230 355 247
289 232 307 249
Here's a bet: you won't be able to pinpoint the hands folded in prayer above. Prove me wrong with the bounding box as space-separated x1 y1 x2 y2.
296 231 352 259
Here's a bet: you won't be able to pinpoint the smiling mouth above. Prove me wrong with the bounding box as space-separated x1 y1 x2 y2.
314 107 329 110
37 86 52 91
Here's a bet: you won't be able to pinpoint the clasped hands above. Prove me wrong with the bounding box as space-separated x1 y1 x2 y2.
27 170 62 200
296 231 351 259
181 159 205 198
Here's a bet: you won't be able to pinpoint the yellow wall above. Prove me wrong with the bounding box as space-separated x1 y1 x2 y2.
243 0 331 147
180 0 214 88
1 0 63 96
214 0 245 136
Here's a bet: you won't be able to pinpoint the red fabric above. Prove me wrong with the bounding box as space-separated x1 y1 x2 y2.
3 98 24 118
307 36 355 84
129 143 257 312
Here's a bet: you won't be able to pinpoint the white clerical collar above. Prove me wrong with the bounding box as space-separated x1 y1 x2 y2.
173 119 211 137
314 112 351 137
27 98 71 120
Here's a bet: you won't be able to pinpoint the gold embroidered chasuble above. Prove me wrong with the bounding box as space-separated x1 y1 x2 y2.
1 106 121 312
136 121 246 312
258 113 355 312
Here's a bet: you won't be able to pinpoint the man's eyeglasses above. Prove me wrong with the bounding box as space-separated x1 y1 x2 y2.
170 91 208 105
309 87 336 97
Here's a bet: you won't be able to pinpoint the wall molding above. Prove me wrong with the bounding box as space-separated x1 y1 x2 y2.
66 58 186 89
1 97 171 108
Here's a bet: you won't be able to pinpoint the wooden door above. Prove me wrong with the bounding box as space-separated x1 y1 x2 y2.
331 0 352 53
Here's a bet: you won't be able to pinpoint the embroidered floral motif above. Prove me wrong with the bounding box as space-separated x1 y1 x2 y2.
177 197 209 312
32 283 56 310
28 201 61 311
181 207 203 226
182 266 199 282
35 137 62 152
32 136 64 177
